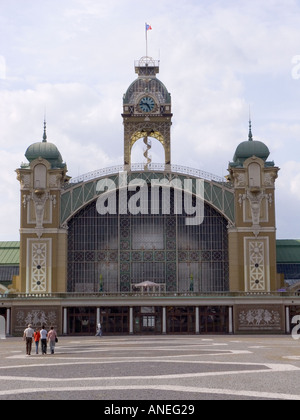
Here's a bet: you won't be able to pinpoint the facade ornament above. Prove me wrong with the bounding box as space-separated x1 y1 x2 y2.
266 193 272 205
227 220 235 230
22 194 31 208
238 193 246 207
234 172 246 187
61 222 69 230
33 191 48 229
22 190 57 235
19 173 31 189
246 190 264 227
264 170 278 187
239 189 273 228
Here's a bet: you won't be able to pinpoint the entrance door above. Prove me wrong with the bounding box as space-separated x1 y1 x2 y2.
68 307 96 335
134 307 162 334
167 307 195 333
142 315 155 332
101 307 129 334
199 306 229 333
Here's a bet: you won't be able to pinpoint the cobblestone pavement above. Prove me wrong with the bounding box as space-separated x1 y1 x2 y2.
0 335 299 401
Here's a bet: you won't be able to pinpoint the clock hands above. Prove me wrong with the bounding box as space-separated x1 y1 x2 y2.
139 97 154 112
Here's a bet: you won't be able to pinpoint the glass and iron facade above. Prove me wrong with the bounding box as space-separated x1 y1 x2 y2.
67 181 229 294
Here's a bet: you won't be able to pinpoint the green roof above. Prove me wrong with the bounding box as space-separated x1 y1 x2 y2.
0 241 20 265
230 124 274 168
233 140 270 161
25 141 65 169
276 240 300 263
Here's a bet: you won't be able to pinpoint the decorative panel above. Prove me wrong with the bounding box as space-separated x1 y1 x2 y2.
26 239 52 293
244 237 270 292
12 306 61 335
235 305 284 333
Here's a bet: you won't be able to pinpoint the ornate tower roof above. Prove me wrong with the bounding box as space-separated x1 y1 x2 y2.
230 120 273 167
122 56 173 167
25 121 66 169
123 56 171 106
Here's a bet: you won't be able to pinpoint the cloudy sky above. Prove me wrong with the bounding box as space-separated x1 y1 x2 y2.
1 0 300 240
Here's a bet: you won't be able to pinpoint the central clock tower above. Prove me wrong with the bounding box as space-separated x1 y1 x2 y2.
122 56 173 167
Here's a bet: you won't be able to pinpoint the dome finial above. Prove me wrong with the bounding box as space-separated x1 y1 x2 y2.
248 106 253 141
43 118 47 142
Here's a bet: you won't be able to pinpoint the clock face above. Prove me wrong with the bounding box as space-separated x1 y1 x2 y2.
139 96 155 113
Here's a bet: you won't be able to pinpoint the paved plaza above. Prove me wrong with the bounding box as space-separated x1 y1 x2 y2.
0 335 299 401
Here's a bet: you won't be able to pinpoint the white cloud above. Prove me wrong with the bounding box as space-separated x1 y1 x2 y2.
277 161 300 200
1 0 300 239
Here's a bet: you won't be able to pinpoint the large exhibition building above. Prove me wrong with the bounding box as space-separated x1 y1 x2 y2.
0 56 299 336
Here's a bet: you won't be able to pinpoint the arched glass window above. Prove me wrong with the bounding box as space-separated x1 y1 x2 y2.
67 185 229 293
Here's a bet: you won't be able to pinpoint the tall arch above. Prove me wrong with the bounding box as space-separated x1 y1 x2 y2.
124 121 171 166
66 184 229 294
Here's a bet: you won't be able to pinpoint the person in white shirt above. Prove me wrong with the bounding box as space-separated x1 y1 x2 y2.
40 325 48 355
23 324 34 355
95 322 102 337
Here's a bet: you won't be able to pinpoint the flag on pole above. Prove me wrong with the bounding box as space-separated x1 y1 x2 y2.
145 23 152 56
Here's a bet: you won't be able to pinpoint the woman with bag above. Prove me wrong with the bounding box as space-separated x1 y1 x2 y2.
47 326 58 354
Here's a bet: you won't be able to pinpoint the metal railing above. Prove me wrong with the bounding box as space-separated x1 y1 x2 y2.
66 163 226 187
0 291 299 300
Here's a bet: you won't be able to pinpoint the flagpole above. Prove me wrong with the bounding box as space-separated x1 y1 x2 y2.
145 22 148 57
145 23 152 57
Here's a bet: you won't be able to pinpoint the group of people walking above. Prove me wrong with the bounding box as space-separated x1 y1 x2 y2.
23 324 58 356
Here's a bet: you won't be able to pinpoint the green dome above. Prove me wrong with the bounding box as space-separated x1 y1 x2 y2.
25 123 65 168
231 122 271 167
25 141 63 167
233 140 270 163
